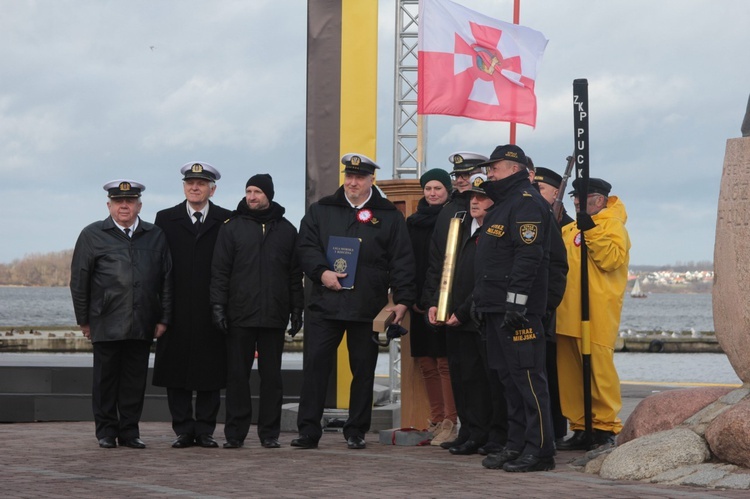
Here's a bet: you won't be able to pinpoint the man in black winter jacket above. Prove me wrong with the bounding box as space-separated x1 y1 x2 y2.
292 153 416 450
210 174 304 449
428 174 498 457
474 145 555 473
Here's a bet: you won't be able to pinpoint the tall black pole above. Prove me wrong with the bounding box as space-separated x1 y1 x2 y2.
573 78 593 444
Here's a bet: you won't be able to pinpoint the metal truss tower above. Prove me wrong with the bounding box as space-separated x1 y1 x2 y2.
392 0 424 179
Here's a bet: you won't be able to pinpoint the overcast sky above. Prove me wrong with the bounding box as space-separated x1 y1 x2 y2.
1 0 748 266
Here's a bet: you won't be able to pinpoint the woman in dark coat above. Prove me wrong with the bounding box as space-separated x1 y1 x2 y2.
406 168 457 445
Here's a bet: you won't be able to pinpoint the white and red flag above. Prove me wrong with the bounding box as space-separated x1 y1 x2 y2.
418 0 548 126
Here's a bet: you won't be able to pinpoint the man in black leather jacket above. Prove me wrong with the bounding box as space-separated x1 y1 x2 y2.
70 179 173 449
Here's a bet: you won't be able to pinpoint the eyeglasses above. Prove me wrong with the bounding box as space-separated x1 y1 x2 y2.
450 172 473 179
570 193 604 200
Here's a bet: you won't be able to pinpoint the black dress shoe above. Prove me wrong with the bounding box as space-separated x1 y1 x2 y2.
481 448 520 469
592 429 616 447
290 435 318 449
478 441 504 456
223 439 243 449
440 436 468 450
119 437 146 449
171 434 195 448
346 436 366 449
502 454 555 472
98 436 117 449
261 438 281 449
449 440 481 455
556 430 590 451
196 434 219 448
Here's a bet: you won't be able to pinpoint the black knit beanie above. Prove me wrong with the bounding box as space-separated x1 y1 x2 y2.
245 173 274 201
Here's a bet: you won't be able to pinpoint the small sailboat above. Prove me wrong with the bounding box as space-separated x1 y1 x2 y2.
630 278 647 298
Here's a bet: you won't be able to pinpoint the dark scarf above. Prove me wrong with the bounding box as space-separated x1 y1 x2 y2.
407 197 444 228
483 170 532 204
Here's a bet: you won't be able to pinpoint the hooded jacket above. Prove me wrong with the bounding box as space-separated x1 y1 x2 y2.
210 198 303 329
556 196 630 347
297 185 416 322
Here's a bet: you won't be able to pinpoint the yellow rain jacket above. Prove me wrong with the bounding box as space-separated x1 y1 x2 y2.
556 196 631 347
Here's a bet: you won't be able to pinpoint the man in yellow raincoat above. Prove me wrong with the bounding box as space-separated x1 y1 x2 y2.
555 178 630 452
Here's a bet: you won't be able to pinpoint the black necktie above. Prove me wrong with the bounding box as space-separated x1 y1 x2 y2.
193 212 203 234
124 228 131 238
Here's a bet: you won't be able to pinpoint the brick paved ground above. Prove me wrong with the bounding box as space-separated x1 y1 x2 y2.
1 420 747 498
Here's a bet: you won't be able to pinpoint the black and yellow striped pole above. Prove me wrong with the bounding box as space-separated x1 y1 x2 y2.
306 0 379 409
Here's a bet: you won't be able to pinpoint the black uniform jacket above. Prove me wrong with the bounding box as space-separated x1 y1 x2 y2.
210 199 303 329
422 189 471 306
152 200 231 390
474 170 551 317
70 216 173 343
297 186 417 322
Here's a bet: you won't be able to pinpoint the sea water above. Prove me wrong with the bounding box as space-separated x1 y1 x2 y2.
0 287 739 384
0 287 716 332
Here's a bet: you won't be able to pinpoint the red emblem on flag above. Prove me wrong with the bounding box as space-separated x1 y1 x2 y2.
418 0 548 126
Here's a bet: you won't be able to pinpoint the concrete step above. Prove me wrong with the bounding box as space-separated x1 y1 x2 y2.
0 357 397 431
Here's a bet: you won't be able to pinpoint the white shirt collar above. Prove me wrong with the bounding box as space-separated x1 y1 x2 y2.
113 218 139 236
345 188 373 209
471 217 482 235
187 203 209 222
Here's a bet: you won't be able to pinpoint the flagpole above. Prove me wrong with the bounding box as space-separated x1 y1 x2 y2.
509 0 521 144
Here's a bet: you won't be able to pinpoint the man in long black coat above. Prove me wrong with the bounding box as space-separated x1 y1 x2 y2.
152 162 231 449
291 153 416 450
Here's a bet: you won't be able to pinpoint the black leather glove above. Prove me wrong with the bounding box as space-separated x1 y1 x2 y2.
502 304 529 330
576 212 596 231
469 301 484 329
288 308 303 337
212 304 229 335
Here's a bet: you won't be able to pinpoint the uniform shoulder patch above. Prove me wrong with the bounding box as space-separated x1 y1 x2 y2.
519 223 538 244
522 190 532 197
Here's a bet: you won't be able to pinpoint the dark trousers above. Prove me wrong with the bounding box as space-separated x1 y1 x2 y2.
544 340 568 439
482 338 509 447
486 313 555 458
445 330 492 443
166 387 221 437
297 315 379 441
92 339 151 440
224 326 285 442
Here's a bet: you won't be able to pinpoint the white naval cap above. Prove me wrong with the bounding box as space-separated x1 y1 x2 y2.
448 152 489 173
341 153 380 175
103 179 145 198
468 173 488 194
180 161 221 181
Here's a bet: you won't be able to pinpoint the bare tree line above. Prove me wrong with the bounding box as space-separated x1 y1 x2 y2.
0 250 73 287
